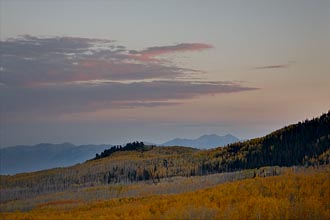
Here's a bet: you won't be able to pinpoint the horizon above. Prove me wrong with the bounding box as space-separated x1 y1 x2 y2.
1 0 330 147
2 111 329 149
1 132 238 148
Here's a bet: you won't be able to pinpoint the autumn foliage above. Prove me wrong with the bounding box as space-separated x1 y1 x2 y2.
2 167 329 220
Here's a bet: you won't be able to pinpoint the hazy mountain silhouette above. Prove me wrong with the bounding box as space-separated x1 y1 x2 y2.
0 143 111 175
162 134 239 149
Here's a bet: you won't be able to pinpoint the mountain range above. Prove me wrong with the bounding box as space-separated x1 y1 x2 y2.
0 134 239 175
0 143 111 175
2 108 329 176
162 134 239 149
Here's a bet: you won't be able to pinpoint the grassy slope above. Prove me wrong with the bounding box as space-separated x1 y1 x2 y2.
1 166 329 220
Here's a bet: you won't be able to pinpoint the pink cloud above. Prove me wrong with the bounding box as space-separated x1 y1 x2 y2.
74 59 188 82
129 43 213 62
1 36 214 86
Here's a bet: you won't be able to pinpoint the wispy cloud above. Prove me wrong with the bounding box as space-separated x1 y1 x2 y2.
0 36 257 120
129 43 213 62
254 62 293 70
2 80 257 116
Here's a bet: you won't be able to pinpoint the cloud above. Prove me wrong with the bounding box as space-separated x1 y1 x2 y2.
1 80 257 118
129 43 213 62
254 62 293 70
0 36 257 120
111 101 181 109
0 36 206 86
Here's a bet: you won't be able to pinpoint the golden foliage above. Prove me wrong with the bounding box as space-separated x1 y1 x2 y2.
2 168 329 220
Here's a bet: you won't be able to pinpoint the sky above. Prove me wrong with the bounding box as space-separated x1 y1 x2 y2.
0 0 329 147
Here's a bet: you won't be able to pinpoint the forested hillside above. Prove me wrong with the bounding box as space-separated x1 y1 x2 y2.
202 111 330 173
1 111 329 203
93 141 153 160
0 146 201 202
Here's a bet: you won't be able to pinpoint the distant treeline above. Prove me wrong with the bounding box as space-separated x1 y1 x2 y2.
93 141 151 160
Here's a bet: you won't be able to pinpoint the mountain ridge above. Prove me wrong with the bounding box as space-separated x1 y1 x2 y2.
0 134 238 175
0 143 112 175
162 133 239 149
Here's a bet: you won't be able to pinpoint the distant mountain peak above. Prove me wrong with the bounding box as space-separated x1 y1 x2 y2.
224 133 235 137
162 134 239 149
200 134 218 138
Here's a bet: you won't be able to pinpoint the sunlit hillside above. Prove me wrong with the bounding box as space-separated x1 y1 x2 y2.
1 166 329 220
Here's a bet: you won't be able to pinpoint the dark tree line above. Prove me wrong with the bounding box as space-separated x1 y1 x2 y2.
94 141 149 160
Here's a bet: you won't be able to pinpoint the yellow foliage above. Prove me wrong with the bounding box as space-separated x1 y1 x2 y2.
1 169 330 220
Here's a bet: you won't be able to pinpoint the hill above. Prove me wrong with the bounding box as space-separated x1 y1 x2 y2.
202 111 330 173
162 134 239 149
0 143 111 174
0 111 329 204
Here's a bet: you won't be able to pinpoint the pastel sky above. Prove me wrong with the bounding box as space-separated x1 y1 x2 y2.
1 0 329 147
